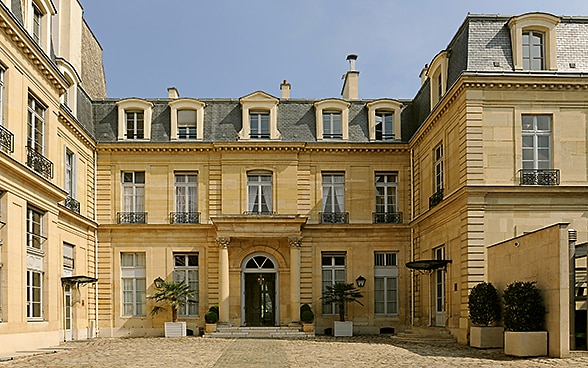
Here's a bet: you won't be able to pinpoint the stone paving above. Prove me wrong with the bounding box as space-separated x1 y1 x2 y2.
1 336 588 368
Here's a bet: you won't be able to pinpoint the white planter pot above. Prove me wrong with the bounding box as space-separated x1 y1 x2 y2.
334 321 353 337
470 326 504 348
504 331 547 357
164 321 187 337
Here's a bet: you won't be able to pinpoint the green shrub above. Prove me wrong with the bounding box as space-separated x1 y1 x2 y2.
503 281 545 332
468 282 501 326
204 311 218 324
300 304 314 323
208 305 219 316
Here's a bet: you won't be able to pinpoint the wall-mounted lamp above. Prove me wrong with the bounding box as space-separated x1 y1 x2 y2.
154 277 165 288
355 275 367 288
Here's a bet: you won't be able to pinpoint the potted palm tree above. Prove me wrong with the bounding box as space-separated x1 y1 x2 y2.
321 282 363 336
150 278 196 337
503 281 547 356
300 304 315 333
468 282 503 348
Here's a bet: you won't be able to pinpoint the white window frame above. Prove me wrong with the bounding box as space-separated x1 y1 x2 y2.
121 252 146 317
27 0 55 52
434 143 444 194
169 99 205 141
27 269 43 320
522 115 552 170
247 171 273 214
366 100 402 141
314 99 350 140
63 243 74 276
27 94 45 154
322 173 345 213
375 172 398 214
522 30 545 71
374 252 399 316
239 91 280 140
249 111 270 139
0 66 4 126
27 206 43 251
174 172 198 213
64 148 77 199
173 253 199 317
116 99 153 140
321 253 346 315
122 172 145 213
508 13 559 71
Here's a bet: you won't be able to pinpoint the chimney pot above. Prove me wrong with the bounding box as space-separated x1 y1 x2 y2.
167 87 179 99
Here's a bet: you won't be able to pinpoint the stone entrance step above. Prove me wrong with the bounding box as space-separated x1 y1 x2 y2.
392 326 456 344
204 326 313 339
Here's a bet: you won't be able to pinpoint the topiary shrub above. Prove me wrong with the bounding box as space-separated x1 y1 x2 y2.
208 305 219 317
204 310 218 324
503 281 545 332
300 304 314 323
468 282 501 326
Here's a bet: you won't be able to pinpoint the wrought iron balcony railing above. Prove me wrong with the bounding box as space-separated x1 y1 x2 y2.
519 169 560 186
429 189 444 209
26 146 53 179
243 210 276 215
320 212 349 224
117 212 147 224
373 212 403 224
0 125 14 153
170 212 200 224
64 196 80 214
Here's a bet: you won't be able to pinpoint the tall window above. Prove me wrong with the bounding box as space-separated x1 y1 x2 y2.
27 94 45 154
27 270 43 319
250 112 270 139
323 111 342 139
374 252 398 315
173 254 199 316
177 110 197 139
321 173 346 223
27 206 43 250
375 173 398 223
522 31 544 70
65 150 76 197
32 3 42 44
434 143 444 194
522 115 551 170
121 253 146 317
63 243 74 276
375 112 394 140
174 173 198 223
122 172 145 213
126 111 144 139
322 254 346 315
0 66 4 126
247 171 272 214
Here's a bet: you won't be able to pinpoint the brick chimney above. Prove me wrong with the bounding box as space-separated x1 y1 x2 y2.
280 80 291 99
341 54 359 100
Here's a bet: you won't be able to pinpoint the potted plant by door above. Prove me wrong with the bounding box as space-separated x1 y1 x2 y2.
321 282 364 337
503 281 547 356
204 305 219 333
150 278 196 337
300 304 315 333
468 282 503 348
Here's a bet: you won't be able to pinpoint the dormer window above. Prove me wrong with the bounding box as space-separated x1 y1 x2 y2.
116 99 153 141
239 92 280 140
32 3 42 43
427 51 448 109
366 99 402 141
57 59 80 117
169 98 205 141
28 0 55 52
508 13 559 71
314 99 350 140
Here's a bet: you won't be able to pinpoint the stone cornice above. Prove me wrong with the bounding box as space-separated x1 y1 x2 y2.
0 7 68 94
58 109 96 150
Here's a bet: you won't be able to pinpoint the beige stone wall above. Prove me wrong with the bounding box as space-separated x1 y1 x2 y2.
81 21 107 99
488 224 570 358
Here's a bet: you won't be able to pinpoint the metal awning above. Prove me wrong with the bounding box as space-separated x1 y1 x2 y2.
406 259 452 271
61 275 98 285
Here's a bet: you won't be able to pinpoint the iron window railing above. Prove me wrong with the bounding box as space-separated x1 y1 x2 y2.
320 212 349 224
373 212 403 224
519 169 560 186
243 211 276 215
117 212 147 224
64 196 80 214
170 212 200 224
26 146 53 179
429 189 444 209
0 125 14 153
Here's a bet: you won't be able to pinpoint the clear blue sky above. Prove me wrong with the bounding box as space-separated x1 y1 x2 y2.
80 0 588 100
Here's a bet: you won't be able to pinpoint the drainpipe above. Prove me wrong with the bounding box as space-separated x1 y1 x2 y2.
410 148 415 327
569 228 577 350
94 150 99 338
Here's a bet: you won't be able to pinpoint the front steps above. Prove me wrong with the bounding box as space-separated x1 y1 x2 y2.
392 326 456 344
204 326 313 339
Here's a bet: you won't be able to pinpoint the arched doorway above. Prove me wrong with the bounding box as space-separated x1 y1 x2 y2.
241 253 279 326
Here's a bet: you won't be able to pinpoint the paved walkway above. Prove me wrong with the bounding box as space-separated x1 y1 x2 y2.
1 336 588 367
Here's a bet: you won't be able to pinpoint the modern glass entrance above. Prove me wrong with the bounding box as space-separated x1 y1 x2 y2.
242 254 278 326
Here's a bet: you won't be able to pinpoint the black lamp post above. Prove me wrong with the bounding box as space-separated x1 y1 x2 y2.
154 277 165 288
355 275 366 288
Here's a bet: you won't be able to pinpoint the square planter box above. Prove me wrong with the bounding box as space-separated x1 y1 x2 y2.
470 326 504 348
164 321 187 337
504 331 547 357
302 323 314 333
334 321 353 337
205 323 217 333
